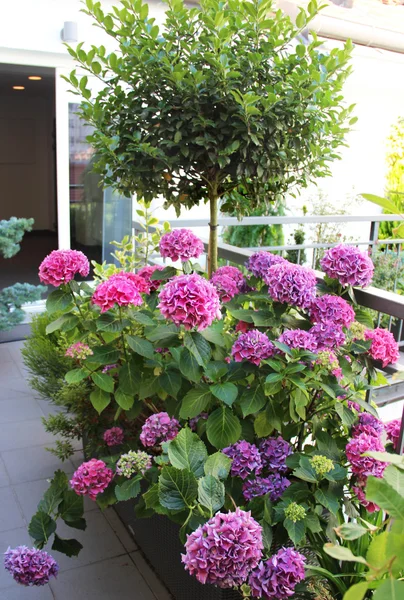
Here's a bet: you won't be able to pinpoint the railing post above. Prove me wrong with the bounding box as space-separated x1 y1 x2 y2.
397 404 404 456
368 220 379 257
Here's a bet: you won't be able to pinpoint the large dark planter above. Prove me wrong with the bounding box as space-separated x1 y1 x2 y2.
114 501 241 600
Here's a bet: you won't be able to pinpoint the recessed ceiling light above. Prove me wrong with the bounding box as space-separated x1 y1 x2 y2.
28 76 42 81
13 86 25 90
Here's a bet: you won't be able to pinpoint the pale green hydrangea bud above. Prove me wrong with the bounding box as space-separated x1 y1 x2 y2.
284 502 306 523
116 450 152 478
310 454 334 476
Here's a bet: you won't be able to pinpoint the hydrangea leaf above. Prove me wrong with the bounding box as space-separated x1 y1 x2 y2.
198 475 225 514
115 476 142 501
46 288 74 315
28 511 57 547
114 387 134 410
158 466 198 510
119 360 140 395
373 578 404 600
204 452 232 480
184 332 212 367
89 345 121 365
179 386 212 419
284 518 306 545
52 534 83 558
89 388 111 414
206 406 242 449
126 335 155 359
179 348 202 383
366 474 404 519
210 382 238 406
159 370 182 398
167 427 208 478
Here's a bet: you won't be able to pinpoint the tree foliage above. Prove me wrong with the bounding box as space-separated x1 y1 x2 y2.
380 117 404 239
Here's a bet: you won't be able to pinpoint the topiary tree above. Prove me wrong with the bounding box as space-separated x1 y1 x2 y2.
66 0 354 275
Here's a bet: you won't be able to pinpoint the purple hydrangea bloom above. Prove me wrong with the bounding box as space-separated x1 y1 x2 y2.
348 400 360 412
309 294 355 328
4 546 59 586
159 229 204 262
386 419 401 450
259 436 292 473
352 413 385 438
320 244 374 288
248 547 306 599
264 262 317 309
231 330 275 365
158 273 221 331
211 266 246 303
182 508 263 588
140 412 180 447
246 251 285 279
346 432 386 477
189 412 209 432
223 441 262 480
310 322 346 349
243 473 290 502
278 329 318 352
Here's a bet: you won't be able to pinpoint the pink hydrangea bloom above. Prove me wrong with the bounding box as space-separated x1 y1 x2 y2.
231 329 275 365
386 419 401 450
159 229 204 262
65 342 93 360
310 322 346 349
211 266 246 303
246 251 285 278
235 320 253 333
309 295 355 328
121 272 150 294
364 327 400 367
4 546 59 586
70 459 113 501
352 413 384 439
353 480 379 513
223 441 262 480
278 329 318 352
92 273 143 313
137 265 165 292
39 249 89 287
345 432 386 478
103 427 124 447
264 262 317 309
320 244 374 288
140 412 180 447
158 273 221 331
182 508 263 588
248 547 306 599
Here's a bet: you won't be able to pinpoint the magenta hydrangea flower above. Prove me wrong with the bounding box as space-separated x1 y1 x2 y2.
264 262 317 309
310 322 346 349
211 266 246 303
352 413 384 439
182 508 263 588
70 458 113 501
348 400 360 412
159 229 204 262
158 273 221 331
122 272 150 294
248 547 306 599
137 265 165 292
103 426 124 447
309 295 355 328
140 412 180 447
364 328 400 367
39 249 89 287
320 244 374 288
223 441 262 480
386 419 401 450
278 329 318 352
242 473 290 502
65 342 93 360
353 479 379 513
231 330 275 365
246 251 285 278
4 546 59 586
259 436 292 473
346 432 386 478
92 273 143 313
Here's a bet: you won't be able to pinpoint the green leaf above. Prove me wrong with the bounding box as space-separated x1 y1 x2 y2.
52 534 83 557
284 518 306 545
315 488 339 514
91 371 115 393
200 326 226 347
167 427 208 477
115 477 141 501
383 464 404 496
210 382 238 406
131 311 155 327
373 579 404 600
46 315 79 334
38 470 68 514
28 511 56 546
65 368 88 384
179 348 202 382
366 531 388 571
115 387 134 410
126 335 155 359
90 345 120 365
366 474 404 519
360 193 399 215
305 512 322 533
293 457 318 483
239 385 266 417
97 313 130 332
335 402 356 427
59 490 84 523
206 406 241 449
96 484 117 510
64 518 86 531
343 582 369 600
184 332 211 367
180 386 212 419
89 388 111 414
46 288 74 315
147 324 179 344
150 266 177 280
159 370 182 398
158 466 198 510
119 360 140 395
323 543 367 565
204 452 232 480
337 522 368 541
198 475 225 513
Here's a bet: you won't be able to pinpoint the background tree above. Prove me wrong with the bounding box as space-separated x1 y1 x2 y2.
66 0 354 275
379 117 404 239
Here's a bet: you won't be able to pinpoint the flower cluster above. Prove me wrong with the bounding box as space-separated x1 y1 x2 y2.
158 273 221 331
310 322 345 350
346 432 385 478
122 271 150 294
320 244 374 288
364 327 400 367
159 229 204 262
70 459 113 501
352 412 385 438
4 546 59 587
316 351 342 379
309 295 355 328
386 419 401 450
264 262 317 309
284 502 306 523
65 342 93 360
245 251 285 278
140 412 180 447
278 329 318 352
92 273 143 312
248 547 306 599
350 321 366 340
310 455 334 476
259 436 292 473
116 450 152 478
211 266 245 302
223 441 262 480
231 330 275 365
182 508 263 588
242 473 290 502
39 249 89 287
103 427 124 447
137 264 165 292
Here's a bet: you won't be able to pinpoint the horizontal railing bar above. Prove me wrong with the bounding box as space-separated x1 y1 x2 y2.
252 240 404 251
371 380 404 407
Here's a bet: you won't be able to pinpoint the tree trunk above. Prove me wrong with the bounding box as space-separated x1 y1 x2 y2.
208 193 218 278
